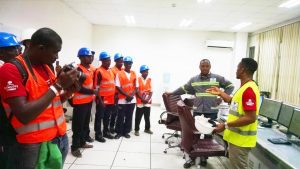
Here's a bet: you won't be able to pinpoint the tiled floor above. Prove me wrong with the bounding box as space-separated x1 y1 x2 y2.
63 106 229 169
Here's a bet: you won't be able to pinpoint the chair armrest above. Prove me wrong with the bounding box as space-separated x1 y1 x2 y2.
166 111 179 116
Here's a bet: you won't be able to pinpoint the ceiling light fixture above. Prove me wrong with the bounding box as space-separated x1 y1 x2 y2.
179 19 193 27
124 15 135 24
279 0 300 8
231 22 252 30
197 0 212 4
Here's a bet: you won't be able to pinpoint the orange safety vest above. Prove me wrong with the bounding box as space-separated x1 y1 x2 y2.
95 66 115 104
117 70 136 99
136 77 152 104
72 64 95 105
110 66 123 79
2 55 66 144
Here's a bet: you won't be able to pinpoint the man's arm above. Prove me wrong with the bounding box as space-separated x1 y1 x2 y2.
172 77 195 95
1 65 78 124
218 75 234 95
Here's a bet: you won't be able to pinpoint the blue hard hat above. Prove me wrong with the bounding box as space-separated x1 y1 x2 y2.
140 65 149 73
78 47 93 57
123 56 133 63
99 51 110 60
0 32 20 48
114 53 123 61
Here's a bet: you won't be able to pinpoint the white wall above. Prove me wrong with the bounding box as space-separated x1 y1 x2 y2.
92 25 242 104
0 0 93 65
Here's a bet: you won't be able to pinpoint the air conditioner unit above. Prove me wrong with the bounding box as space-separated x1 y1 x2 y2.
205 40 234 49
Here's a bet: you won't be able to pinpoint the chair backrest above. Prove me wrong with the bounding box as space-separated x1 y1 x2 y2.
162 93 182 113
177 100 198 153
162 93 182 123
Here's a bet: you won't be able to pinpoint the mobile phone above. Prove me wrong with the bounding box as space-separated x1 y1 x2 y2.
56 61 59 66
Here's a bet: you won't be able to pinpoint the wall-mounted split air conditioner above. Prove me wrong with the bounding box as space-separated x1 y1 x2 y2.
205 40 234 49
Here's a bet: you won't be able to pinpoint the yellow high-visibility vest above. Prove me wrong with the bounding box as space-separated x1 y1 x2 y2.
223 81 260 147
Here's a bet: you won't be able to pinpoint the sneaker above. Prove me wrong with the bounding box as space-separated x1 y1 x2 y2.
110 128 116 134
81 143 93 148
103 133 114 139
85 136 94 143
114 134 122 139
144 129 153 134
71 149 82 158
124 133 131 138
95 136 106 143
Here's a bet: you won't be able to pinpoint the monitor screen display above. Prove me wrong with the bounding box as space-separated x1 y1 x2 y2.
288 109 300 137
277 104 294 127
259 98 282 121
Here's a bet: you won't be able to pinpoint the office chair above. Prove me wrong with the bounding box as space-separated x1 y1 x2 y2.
158 93 182 153
177 100 226 168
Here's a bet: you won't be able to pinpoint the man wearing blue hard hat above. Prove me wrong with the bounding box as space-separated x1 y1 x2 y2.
110 53 124 134
114 56 138 139
70 47 95 157
94 51 116 142
134 65 153 136
0 32 21 169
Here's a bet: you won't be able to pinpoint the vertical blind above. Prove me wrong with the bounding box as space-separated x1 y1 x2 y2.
254 21 300 105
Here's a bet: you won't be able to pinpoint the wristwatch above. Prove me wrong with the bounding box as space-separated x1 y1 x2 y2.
224 122 229 129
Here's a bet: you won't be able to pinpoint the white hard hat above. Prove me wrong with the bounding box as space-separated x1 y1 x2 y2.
20 28 36 42
195 115 215 134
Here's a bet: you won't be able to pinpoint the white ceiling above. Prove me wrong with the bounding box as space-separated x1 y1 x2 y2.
61 0 300 32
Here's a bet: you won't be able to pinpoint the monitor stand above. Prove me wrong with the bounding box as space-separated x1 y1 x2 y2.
260 118 273 128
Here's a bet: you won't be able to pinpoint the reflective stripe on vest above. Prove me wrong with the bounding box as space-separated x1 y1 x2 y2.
227 127 257 136
101 80 114 85
191 81 219 86
15 114 65 134
99 88 115 92
73 94 92 100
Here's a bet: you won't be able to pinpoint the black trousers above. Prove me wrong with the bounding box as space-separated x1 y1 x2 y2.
71 102 92 151
109 104 117 130
134 107 151 131
94 104 114 136
116 104 135 135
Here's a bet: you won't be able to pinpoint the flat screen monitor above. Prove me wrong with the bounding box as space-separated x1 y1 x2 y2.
259 98 282 121
277 104 294 127
288 109 300 137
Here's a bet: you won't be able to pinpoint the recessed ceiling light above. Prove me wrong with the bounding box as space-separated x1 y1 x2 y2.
179 19 193 27
279 0 300 8
231 22 252 30
124 15 135 24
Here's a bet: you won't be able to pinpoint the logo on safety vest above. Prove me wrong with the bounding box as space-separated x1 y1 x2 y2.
4 81 18 91
246 99 254 106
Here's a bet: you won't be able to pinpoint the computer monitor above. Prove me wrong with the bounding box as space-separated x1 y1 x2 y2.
288 109 300 138
259 98 282 127
277 103 294 127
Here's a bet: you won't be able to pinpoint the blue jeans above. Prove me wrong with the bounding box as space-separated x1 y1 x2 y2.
16 134 69 169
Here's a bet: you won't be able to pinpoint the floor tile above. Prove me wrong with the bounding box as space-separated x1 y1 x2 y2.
74 150 116 166
151 142 182 155
113 152 150 168
151 153 185 169
119 140 150 153
65 151 77 164
92 138 121 151
112 167 149 169
69 164 110 169
63 163 71 169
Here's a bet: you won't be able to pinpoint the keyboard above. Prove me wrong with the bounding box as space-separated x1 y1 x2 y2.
268 138 291 145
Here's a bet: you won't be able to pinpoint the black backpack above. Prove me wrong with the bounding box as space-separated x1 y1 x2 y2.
0 59 28 145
